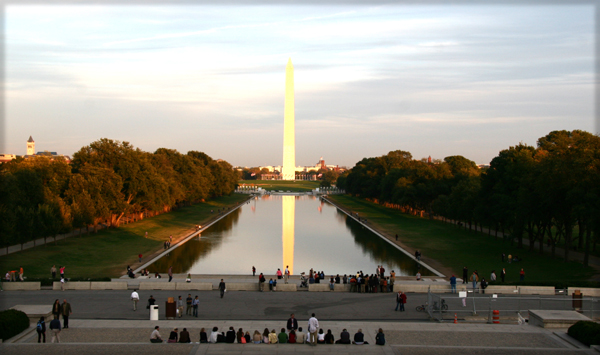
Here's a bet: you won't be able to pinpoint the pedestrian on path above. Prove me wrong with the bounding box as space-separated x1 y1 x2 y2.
284 266 290 284
36 316 46 343
258 273 265 292
192 296 199 317
131 289 139 311
185 295 191 316
252 266 256 276
138 254 142 262
52 299 61 320
308 313 319 346
50 317 61 343
463 266 468 284
450 275 457 293
219 279 226 298
168 266 173 282
61 299 72 328
501 268 506 282
470 272 479 292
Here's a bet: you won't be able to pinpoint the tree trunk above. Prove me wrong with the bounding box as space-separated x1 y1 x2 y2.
577 219 585 250
564 225 572 262
583 224 591 267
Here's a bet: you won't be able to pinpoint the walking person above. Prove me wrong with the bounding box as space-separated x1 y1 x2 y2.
51 265 57 279
50 317 61 343
501 268 506 282
51 299 61 320
258 273 265 292
219 279 226 298
131 289 140 311
308 313 319 346
36 316 46 343
179 295 186 317
252 266 256 276
395 290 402 311
168 266 173 282
61 299 72 328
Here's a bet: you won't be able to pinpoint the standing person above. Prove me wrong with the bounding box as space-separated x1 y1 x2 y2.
36 316 46 343
60 277 65 291
501 268 506 282
252 266 256 276
308 313 319 346
380 265 385 278
258 273 265 292
51 299 61 320
276 268 282 280
284 265 290 284
147 295 156 312
61 299 72 328
219 279 226 298
168 266 173 282
177 296 184 318
50 317 61 343
138 254 142 262
185 294 192 316
131 289 140 311
416 272 421 281
395 291 402 311
192 296 199 317
490 270 497 282
286 313 298 332
462 266 468 284
51 265 57 279
520 268 525 281
470 272 479 292
400 291 407 311
450 275 457 293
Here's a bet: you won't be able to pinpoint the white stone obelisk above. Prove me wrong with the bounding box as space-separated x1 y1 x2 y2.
281 58 296 180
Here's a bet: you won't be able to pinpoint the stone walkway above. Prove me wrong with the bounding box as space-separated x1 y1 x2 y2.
3 320 596 355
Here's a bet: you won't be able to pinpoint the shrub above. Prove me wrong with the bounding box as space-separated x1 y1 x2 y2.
568 321 600 346
0 309 30 341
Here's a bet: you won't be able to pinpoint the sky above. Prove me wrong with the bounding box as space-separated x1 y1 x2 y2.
3 3 595 167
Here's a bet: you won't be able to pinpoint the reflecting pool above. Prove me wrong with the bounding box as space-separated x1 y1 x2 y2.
148 195 434 276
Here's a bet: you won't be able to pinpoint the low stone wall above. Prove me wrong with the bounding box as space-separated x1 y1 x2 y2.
139 282 176 290
518 286 555 295
53 281 91 290
486 285 518 295
175 282 214 291
90 282 128 290
567 287 600 297
333 284 351 292
308 284 331 292
225 282 259 291
276 284 297 292
2 282 41 291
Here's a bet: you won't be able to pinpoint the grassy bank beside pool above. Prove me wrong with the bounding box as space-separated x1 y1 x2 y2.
0 194 249 279
328 195 596 284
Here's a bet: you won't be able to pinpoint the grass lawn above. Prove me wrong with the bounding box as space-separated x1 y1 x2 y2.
328 195 597 285
238 180 320 192
0 194 250 279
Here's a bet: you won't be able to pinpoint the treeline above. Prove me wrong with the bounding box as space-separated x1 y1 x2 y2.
337 130 600 265
0 138 238 249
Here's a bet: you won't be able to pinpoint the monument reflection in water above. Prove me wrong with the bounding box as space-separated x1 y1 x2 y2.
148 195 434 276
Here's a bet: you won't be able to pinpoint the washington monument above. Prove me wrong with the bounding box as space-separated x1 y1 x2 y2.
281 58 296 180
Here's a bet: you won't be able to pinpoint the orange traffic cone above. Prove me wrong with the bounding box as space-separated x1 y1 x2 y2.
454 313 457 324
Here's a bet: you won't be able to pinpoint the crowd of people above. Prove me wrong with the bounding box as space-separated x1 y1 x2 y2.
149 313 386 346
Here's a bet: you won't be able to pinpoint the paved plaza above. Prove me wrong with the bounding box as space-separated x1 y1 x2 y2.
1 287 599 354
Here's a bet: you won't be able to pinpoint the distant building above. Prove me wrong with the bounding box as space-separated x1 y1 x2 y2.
26 136 35 155
0 154 17 164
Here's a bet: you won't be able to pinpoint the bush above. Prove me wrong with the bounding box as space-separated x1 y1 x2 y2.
568 321 600 346
0 309 30 341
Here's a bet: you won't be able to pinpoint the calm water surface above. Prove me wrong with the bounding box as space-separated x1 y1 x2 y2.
149 195 434 276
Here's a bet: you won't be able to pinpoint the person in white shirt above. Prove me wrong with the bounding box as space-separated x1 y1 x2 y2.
209 327 220 343
131 290 139 311
308 313 319 346
490 270 497 282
